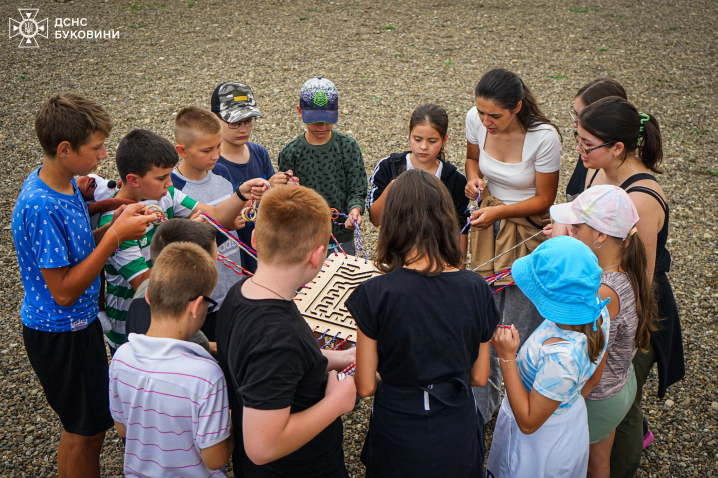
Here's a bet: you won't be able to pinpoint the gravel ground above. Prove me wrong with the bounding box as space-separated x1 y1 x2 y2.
1 0 716 476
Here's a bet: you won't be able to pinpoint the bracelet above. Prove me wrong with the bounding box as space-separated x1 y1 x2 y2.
108 227 120 250
235 183 248 202
497 357 516 363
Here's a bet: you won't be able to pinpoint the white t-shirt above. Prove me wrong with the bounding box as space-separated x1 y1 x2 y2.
465 107 561 205
405 153 443 178
109 334 231 477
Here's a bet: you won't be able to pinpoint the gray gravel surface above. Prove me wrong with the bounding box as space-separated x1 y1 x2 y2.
1 0 716 476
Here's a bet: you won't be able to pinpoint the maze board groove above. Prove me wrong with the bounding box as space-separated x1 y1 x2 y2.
295 254 379 344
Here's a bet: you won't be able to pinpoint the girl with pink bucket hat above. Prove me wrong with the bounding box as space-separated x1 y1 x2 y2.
549 185 657 478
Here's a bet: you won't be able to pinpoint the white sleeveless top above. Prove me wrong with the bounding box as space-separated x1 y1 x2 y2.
465 107 562 205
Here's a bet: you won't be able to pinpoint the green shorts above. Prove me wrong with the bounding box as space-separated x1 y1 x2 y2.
586 366 637 444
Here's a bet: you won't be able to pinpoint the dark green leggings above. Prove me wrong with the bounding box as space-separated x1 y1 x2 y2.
610 343 656 477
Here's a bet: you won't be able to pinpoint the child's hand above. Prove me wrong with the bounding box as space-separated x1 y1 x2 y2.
465 177 486 201
492 325 520 360
551 222 571 238
542 223 554 238
111 203 155 241
227 215 247 231
341 347 357 365
325 371 357 415
470 205 501 231
269 170 299 187
239 178 270 201
345 208 362 229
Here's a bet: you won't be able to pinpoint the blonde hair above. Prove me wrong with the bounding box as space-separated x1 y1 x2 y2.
254 186 331 265
174 106 221 147
147 242 217 319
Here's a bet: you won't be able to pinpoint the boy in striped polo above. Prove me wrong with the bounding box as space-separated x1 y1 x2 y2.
109 242 234 477
98 129 267 351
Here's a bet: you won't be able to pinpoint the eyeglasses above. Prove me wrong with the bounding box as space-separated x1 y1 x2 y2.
569 108 578 125
224 117 256 130
573 131 616 155
189 295 218 314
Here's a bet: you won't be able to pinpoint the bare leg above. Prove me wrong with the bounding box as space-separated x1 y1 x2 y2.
588 430 616 478
57 430 106 478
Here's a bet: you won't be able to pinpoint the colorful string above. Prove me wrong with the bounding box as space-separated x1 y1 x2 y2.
471 229 544 272
199 213 258 261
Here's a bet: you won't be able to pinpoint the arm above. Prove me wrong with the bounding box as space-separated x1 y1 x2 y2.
322 347 356 372
465 141 485 200
492 326 561 435
470 171 559 230
200 434 235 471
367 159 394 227
469 342 491 387
195 178 268 228
581 352 607 398
355 328 380 398
114 421 127 438
41 204 156 307
628 191 663 278
344 140 369 218
242 371 357 465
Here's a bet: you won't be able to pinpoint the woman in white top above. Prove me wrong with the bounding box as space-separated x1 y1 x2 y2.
465 69 562 422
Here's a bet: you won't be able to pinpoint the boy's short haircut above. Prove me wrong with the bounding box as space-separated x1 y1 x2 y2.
255 186 331 265
174 106 222 147
115 129 178 181
149 219 216 263
147 242 217 319
35 92 113 157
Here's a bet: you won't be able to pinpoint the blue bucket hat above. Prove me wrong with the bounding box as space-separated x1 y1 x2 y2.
512 236 609 329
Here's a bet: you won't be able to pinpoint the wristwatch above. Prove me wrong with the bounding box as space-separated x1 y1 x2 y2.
235 183 248 201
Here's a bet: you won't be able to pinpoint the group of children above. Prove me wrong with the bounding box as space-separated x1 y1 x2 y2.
13 69 677 478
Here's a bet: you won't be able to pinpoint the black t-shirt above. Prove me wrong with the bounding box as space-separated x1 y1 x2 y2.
345 268 500 386
125 282 151 336
565 153 588 202
216 278 345 478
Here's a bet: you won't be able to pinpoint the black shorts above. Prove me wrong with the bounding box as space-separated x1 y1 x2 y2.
23 318 113 436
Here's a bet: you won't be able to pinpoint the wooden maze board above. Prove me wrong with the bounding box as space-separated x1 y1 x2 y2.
294 253 379 345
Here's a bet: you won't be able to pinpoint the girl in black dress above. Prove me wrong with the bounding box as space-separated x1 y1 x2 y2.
346 169 500 478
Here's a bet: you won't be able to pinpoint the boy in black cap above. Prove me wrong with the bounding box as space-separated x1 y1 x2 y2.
211 82 292 272
278 78 367 254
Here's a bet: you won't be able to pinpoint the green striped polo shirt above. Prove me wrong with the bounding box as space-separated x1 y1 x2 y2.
98 187 197 348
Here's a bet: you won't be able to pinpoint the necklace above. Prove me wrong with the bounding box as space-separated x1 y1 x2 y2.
602 263 621 271
250 277 290 301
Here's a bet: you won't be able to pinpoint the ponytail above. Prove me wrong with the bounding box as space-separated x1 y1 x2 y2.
620 230 658 351
574 322 605 364
578 97 663 173
475 69 562 141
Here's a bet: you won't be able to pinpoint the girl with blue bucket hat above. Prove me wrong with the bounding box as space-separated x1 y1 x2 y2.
485 235 610 478
551 185 657 478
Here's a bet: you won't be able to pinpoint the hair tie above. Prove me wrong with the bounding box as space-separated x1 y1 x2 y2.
637 112 650 146
628 226 638 236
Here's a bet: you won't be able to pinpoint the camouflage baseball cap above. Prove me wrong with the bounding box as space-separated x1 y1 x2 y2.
211 82 262 123
299 78 339 124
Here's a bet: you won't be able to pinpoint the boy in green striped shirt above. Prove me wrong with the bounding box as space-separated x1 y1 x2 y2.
99 129 266 350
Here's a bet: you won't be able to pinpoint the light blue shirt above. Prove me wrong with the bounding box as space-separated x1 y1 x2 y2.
517 307 610 415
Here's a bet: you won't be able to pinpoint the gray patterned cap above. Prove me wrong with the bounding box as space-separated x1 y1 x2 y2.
211 82 262 123
299 78 339 124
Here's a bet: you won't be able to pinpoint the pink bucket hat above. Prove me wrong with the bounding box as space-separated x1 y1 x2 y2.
550 185 640 240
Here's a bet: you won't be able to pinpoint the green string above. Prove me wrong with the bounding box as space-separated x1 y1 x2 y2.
637 112 650 146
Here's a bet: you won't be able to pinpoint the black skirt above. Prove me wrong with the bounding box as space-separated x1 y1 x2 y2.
362 377 485 478
652 271 685 397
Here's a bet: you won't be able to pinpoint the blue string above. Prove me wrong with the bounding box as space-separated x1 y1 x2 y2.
460 197 481 234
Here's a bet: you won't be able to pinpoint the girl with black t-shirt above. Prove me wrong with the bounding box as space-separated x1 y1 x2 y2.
564 78 628 202
346 169 500 478
575 97 684 477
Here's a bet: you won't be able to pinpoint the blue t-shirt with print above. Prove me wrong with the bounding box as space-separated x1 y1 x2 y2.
12 169 99 332
215 142 275 235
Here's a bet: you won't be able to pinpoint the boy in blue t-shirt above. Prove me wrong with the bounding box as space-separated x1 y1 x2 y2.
211 82 294 272
12 92 155 477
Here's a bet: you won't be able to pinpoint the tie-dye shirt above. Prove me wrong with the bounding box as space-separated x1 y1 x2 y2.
516 308 610 415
